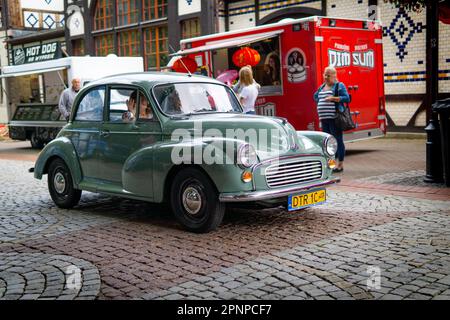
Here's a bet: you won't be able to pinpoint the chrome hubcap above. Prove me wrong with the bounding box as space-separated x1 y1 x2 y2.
182 186 202 215
54 172 66 194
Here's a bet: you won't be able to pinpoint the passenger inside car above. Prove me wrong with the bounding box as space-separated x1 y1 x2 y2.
123 91 153 121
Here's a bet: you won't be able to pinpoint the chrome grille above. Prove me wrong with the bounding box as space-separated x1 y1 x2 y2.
265 159 323 188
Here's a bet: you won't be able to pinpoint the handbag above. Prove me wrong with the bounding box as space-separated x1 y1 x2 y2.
334 82 356 131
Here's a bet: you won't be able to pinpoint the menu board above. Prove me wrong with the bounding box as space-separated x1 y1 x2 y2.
12 104 63 122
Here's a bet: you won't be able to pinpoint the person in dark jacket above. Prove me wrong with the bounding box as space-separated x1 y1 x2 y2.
313 66 350 172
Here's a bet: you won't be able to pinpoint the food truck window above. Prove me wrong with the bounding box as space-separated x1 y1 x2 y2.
212 36 282 96
75 86 106 122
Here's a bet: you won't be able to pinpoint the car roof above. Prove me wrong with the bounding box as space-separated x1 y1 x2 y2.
83 72 224 90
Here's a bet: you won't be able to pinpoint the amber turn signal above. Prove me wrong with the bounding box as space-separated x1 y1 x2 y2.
328 159 336 169
242 171 253 183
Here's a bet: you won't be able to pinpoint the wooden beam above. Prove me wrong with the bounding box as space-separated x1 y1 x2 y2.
425 2 439 122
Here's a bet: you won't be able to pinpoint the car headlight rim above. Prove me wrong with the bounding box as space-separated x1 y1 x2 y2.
237 143 258 168
324 135 338 157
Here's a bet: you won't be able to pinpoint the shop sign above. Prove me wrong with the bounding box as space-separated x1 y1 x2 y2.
13 42 61 65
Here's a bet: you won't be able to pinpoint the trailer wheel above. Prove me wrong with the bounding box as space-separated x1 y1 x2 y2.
30 131 44 149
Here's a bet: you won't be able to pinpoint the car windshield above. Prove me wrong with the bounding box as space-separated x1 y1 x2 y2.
153 83 242 116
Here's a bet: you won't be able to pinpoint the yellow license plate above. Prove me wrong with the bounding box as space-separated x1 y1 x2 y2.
288 189 326 211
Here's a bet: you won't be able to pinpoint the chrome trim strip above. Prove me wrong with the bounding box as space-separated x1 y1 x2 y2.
219 177 340 203
267 170 322 183
266 164 322 175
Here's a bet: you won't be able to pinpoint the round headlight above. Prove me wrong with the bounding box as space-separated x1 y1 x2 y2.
237 144 258 168
324 135 338 157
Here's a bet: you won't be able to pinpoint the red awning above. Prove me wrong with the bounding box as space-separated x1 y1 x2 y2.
170 30 284 57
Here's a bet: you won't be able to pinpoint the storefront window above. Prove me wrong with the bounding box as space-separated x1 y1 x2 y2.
94 0 114 30
72 39 85 56
143 26 168 70
118 30 140 56
94 34 115 56
181 18 201 40
143 0 168 21
116 0 139 26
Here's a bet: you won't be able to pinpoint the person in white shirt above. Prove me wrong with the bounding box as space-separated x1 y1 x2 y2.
237 66 259 114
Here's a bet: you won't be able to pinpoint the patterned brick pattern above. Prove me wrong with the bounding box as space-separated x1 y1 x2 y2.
0 138 450 300
327 0 368 20
0 253 100 300
144 212 450 300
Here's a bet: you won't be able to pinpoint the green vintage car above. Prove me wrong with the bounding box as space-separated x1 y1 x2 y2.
32 73 340 233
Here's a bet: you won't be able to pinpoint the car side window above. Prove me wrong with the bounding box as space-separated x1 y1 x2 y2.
75 86 105 121
108 88 154 123
108 88 137 123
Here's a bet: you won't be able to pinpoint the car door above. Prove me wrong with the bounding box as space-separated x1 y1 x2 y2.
97 85 162 199
69 85 106 185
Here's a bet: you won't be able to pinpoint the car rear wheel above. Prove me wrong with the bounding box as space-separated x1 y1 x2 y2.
170 168 225 233
48 158 81 208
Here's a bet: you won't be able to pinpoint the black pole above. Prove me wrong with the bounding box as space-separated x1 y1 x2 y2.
424 1 443 183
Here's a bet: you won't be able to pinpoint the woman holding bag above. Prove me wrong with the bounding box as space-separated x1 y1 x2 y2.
313 66 350 173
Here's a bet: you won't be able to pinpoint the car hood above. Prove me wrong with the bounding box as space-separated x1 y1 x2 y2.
163 113 323 160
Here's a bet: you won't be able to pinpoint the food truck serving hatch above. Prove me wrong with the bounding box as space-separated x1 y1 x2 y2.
170 30 284 56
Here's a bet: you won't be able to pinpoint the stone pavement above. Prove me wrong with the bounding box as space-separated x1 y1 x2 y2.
0 138 449 300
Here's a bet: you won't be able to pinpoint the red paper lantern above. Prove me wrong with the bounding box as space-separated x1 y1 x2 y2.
172 57 198 73
439 2 450 24
232 47 261 68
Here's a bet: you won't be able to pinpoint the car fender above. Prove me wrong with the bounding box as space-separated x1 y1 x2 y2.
122 137 252 203
33 137 82 187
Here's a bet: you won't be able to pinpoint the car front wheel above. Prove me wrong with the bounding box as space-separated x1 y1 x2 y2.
170 168 225 233
48 158 81 208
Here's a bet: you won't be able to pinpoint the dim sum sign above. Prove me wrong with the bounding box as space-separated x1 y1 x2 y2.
13 42 61 65
328 43 374 69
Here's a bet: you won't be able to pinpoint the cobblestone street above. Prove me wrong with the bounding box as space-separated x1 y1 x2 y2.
1 138 449 300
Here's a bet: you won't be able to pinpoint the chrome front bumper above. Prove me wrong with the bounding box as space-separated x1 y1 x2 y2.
219 177 340 203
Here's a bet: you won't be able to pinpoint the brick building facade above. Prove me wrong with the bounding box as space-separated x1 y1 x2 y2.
0 0 65 124
1 0 448 132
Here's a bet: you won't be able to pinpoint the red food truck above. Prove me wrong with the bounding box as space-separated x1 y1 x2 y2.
170 16 386 142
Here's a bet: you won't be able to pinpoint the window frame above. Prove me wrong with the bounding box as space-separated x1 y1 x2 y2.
73 85 107 123
106 84 159 123
151 81 243 118
94 0 114 30
143 25 168 70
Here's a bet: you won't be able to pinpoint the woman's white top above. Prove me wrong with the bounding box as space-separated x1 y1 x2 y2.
239 83 259 113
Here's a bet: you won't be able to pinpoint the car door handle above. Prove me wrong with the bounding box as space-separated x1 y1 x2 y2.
100 130 110 138
353 85 359 91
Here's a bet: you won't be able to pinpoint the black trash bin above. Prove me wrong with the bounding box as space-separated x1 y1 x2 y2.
433 98 450 187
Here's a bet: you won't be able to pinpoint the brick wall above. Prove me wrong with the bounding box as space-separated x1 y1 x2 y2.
228 0 256 31
259 0 322 19
439 20 450 93
228 0 322 31
327 0 369 19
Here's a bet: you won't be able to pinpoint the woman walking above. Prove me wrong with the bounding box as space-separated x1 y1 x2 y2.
313 66 350 172
237 66 259 115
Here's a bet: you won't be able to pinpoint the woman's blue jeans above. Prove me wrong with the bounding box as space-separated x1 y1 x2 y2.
321 119 345 162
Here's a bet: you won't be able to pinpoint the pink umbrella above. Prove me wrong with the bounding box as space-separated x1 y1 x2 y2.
216 69 238 86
